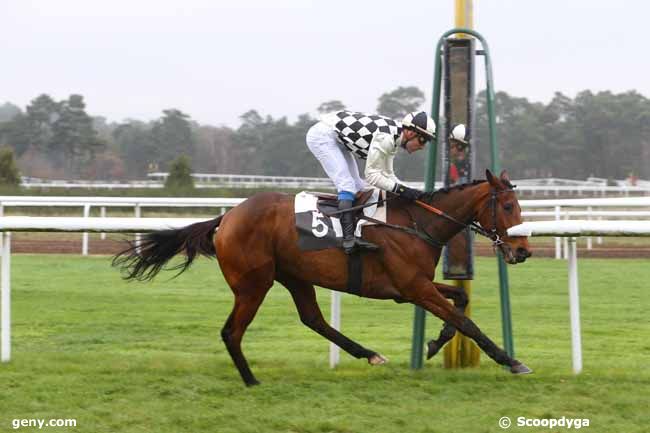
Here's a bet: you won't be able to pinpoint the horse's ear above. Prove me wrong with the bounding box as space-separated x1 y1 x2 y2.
486 169 498 187
500 170 510 182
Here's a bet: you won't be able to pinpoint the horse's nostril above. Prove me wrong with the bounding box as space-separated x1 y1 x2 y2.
516 248 531 260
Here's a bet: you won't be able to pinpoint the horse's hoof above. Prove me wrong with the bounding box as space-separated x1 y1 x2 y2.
368 354 388 365
510 362 533 375
426 340 441 359
245 379 261 387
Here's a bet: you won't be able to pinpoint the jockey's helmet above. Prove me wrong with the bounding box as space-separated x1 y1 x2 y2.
449 124 469 144
402 111 436 141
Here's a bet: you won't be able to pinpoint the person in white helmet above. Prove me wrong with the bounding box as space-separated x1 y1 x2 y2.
448 123 470 184
306 110 437 254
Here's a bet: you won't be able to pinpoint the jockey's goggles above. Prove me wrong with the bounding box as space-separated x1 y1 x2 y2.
407 125 435 143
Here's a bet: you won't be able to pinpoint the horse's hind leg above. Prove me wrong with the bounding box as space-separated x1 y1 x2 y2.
277 275 386 365
221 291 269 386
220 264 274 386
426 282 468 359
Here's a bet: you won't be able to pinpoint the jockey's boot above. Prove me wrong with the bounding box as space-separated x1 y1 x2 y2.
338 199 379 255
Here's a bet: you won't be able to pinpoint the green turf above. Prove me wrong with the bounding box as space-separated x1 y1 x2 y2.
0 255 648 432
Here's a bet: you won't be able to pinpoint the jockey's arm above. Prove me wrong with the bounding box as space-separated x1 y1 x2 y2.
364 133 401 191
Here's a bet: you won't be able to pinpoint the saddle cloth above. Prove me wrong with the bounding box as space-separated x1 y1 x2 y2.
294 189 386 251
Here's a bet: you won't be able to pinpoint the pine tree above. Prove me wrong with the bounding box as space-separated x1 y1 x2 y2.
50 94 104 176
151 109 194 169
164 155 195 194
0 147 21 186
376 86 425 119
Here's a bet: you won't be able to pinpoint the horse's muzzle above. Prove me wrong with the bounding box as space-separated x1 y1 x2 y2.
501 245 532 264
515 247 532 263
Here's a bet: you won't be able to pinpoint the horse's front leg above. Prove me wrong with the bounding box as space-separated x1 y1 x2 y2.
426 282 468 359
409 277 532 374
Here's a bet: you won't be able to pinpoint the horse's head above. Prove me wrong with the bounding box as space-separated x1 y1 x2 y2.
477 169 532 264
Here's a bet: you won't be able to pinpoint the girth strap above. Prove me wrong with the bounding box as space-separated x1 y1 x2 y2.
347 251 363 296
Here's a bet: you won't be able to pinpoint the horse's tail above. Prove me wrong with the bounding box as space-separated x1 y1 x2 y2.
112 215 224 281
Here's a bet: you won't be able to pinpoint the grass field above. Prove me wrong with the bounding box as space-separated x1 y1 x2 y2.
1 255 648 432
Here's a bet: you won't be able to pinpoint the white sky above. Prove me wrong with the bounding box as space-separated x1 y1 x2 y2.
1 0 646 127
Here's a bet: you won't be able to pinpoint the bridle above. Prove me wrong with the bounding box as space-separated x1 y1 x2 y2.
414 186 516 248
477 187 517 248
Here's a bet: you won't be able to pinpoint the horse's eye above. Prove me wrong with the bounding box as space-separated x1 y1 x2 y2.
503 203 513 213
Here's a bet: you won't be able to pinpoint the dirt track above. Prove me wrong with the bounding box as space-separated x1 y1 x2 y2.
474 244 650 259
9 237 650 259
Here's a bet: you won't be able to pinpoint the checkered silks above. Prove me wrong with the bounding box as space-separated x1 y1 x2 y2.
332 111 402 159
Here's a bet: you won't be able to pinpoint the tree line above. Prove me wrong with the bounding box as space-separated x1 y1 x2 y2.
0 86 649 184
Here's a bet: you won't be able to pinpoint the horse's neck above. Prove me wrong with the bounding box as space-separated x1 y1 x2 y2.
436 183 488 219
425 183 489 240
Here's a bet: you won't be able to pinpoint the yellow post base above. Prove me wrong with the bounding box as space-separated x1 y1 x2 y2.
443 280 480 368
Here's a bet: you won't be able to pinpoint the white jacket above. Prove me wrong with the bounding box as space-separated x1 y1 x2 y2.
364 132 403 192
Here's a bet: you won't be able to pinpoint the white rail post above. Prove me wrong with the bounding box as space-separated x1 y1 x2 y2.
597 215 603 245
0 204 3 258
82 204 90 256
329 291 341 368
586 206 593 250
567 237 583 374
134 204 142 247
1 232 11 362
100 206 106 240
554 206 561 259
562 211 569 260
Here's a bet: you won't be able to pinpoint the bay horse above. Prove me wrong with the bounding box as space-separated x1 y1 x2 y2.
113 169 532 386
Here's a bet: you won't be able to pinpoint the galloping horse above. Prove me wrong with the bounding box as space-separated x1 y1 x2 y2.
114 169 532 386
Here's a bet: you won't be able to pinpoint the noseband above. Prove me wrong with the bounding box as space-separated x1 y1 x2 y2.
478 187 515 248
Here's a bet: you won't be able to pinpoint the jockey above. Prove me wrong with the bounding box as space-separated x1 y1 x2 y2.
306 110 436 254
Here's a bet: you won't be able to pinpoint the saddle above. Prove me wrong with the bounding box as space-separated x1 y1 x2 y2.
294 189 384 247
297 189 380 297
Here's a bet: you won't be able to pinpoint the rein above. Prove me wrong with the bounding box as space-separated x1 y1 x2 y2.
325 194 444 248
321 185 513 250
415 187 514 248
359 214 445 248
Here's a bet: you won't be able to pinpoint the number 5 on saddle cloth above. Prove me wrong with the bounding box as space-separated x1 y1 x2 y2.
294 189 386 251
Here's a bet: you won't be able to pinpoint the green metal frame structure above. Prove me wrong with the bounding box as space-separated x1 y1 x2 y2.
410 28 514 369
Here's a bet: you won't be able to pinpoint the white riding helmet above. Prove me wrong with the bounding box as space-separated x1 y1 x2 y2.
402 111 436 141
449 123 469 144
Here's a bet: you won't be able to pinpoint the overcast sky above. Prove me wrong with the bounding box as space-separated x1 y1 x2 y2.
1 0 646 127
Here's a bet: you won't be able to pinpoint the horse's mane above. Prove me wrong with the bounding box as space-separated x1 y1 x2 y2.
420 176 516 203
421 179 487 202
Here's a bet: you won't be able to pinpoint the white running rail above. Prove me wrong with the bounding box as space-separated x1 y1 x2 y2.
507 220 650 374
1 216 649 374
0 217 206 363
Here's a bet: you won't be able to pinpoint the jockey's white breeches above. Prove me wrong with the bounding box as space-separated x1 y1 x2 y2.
306 121 366 194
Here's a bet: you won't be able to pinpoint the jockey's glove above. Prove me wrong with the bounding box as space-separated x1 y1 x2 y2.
393 184 424 201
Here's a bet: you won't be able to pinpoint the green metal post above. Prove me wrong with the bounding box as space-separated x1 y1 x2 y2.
410 34 446 370
496 253 513 357
410 307 426 369
479 31 515 359
411 28 514 369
